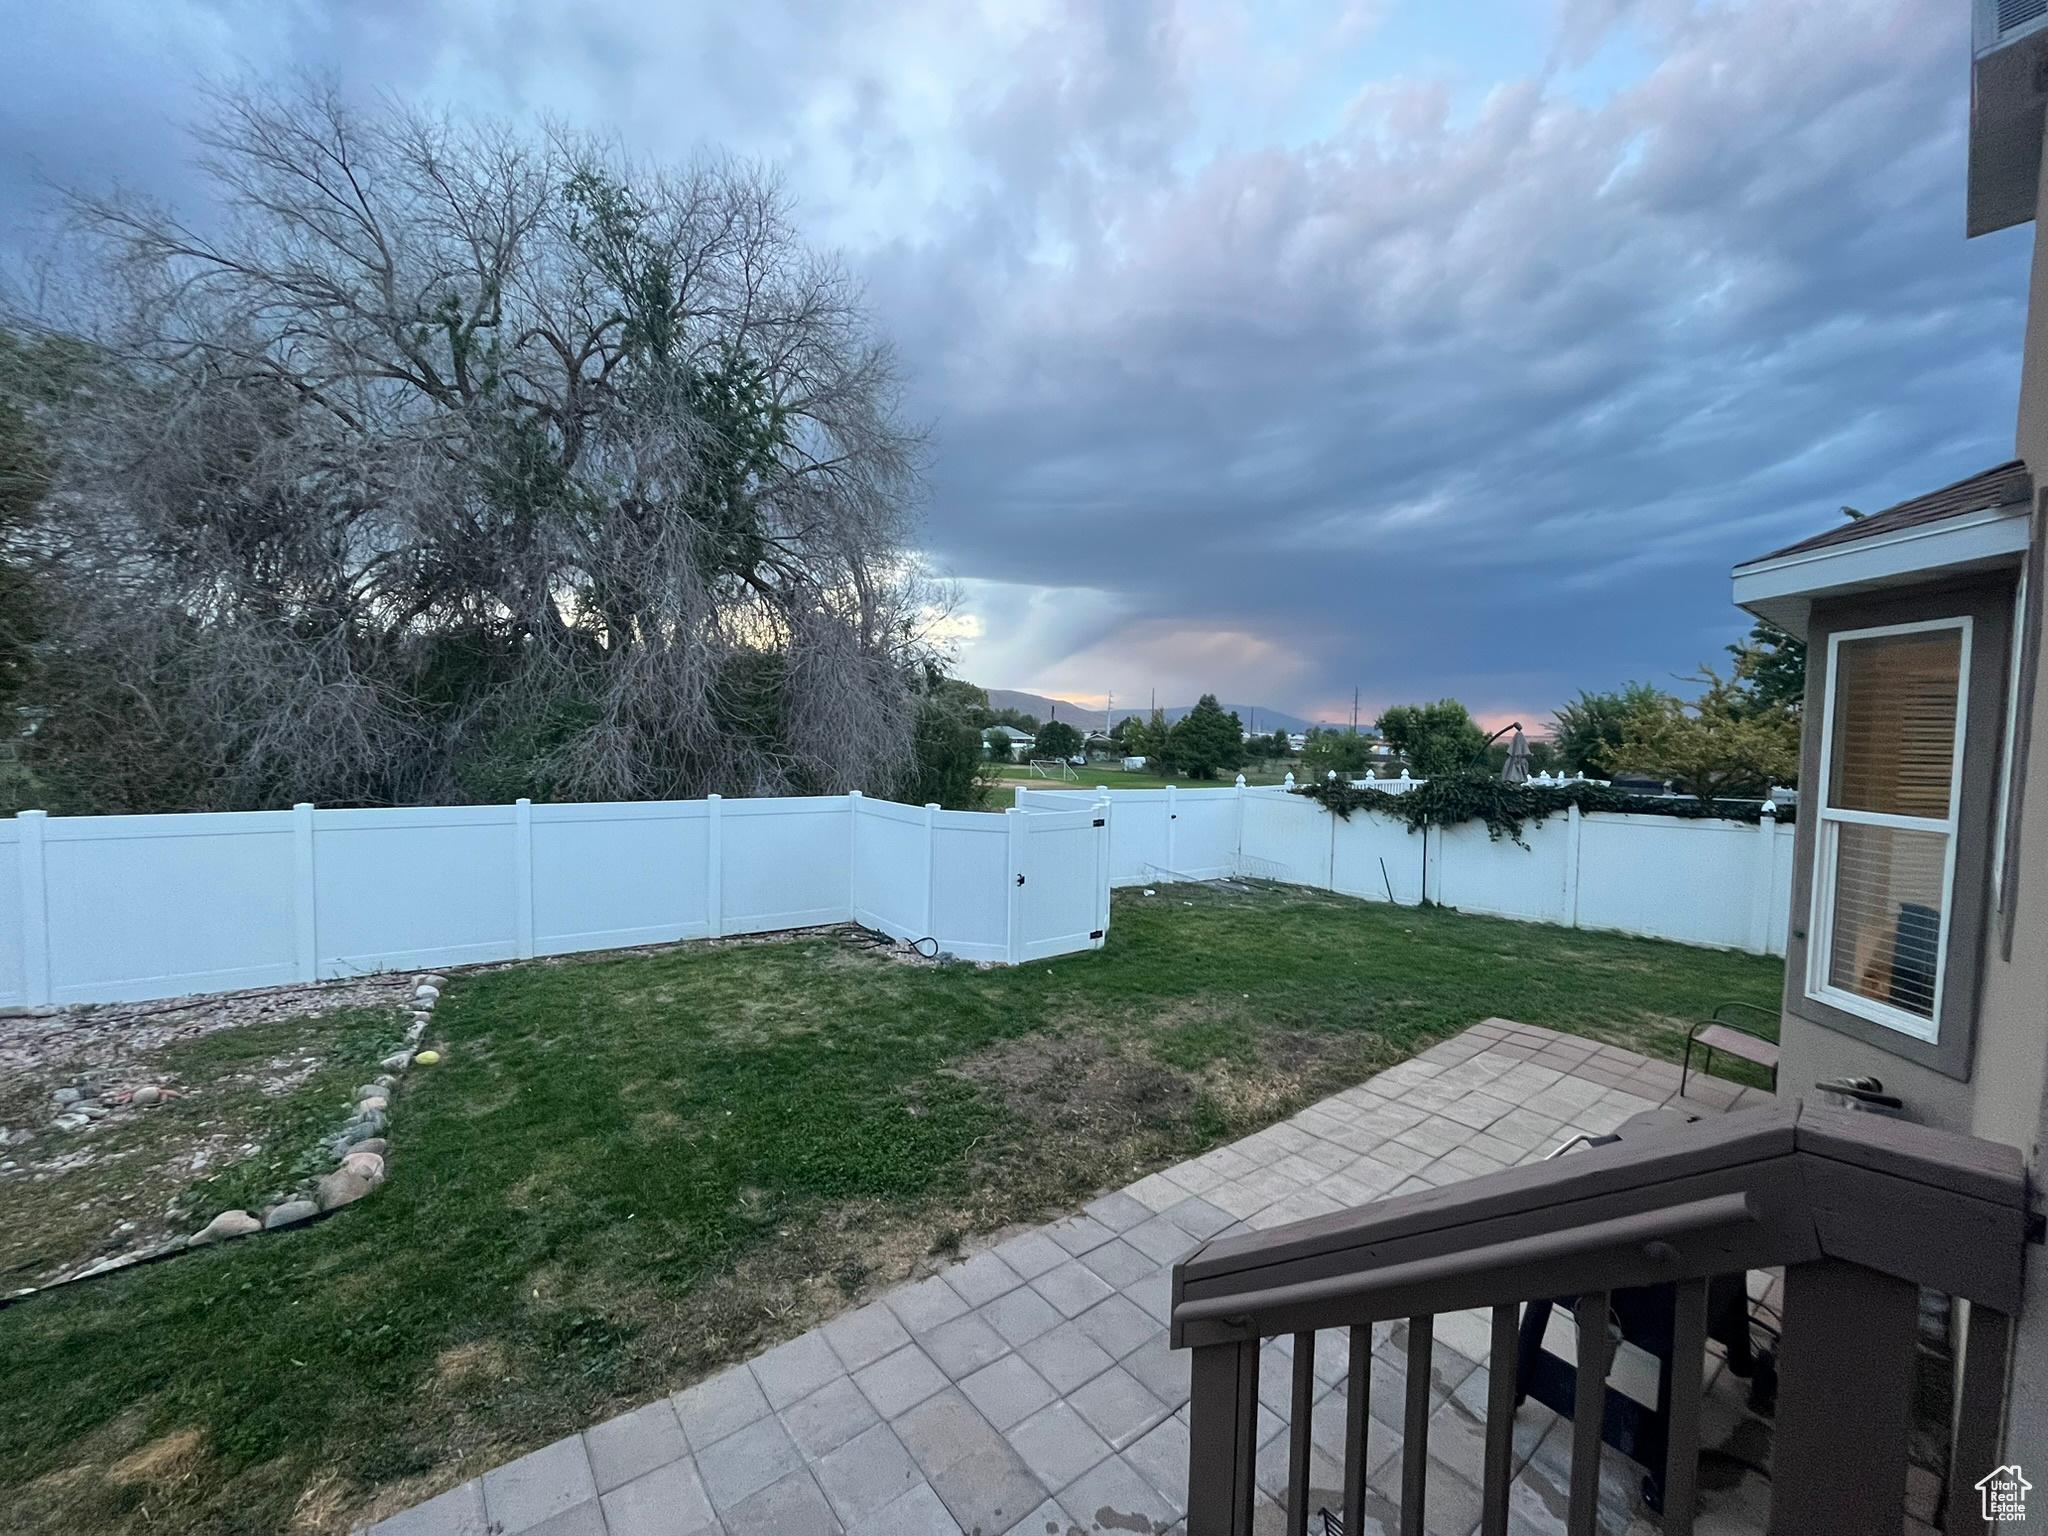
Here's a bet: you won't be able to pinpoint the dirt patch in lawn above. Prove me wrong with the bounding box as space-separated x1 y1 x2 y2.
0 978 421 1293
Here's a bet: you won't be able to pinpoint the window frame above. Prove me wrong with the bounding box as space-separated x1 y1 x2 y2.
1805 616 1973 1041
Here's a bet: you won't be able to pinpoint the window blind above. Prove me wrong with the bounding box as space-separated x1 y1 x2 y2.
1813 622 1966 1035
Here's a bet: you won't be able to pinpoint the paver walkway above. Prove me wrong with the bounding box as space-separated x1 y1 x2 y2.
362 1020 1777 1536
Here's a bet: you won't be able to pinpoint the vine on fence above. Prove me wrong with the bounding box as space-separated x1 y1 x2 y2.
1290 774 1790 847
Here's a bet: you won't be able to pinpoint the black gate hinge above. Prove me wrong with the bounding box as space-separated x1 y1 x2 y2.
1089 929 1104 939
1092 818 1105 827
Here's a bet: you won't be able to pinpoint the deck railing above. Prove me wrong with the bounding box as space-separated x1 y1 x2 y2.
1170 1100 2031 1536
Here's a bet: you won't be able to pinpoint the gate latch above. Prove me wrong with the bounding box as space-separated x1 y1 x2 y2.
1015 873 1026 886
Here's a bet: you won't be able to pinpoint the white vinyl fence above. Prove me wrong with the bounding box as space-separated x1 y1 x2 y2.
0 792 1112 1007
1015 782 1796 957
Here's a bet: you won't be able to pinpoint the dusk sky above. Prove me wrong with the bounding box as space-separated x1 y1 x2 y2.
0 0 2031 728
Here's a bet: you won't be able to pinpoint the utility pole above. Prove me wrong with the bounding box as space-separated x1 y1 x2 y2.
1352 687 1359 733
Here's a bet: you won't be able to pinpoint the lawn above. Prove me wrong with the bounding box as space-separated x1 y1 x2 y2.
0 883 1781 1535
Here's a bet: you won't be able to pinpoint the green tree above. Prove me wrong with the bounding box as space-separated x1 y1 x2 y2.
1164 695 1244 779
1033 719 1083 760
1265 728 1293 759
901 670 992 809
1116 708 1171 760
1551 683 1670 778
1728 620 1806 719
1613 668 1800 808
1300 727 1375 778
1375 701 1486 779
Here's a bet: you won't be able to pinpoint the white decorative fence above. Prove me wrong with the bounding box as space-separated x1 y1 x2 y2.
0 792 1112 1007
1014 783 1796 957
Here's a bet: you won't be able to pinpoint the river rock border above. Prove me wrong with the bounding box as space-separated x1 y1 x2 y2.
0 976 447 1306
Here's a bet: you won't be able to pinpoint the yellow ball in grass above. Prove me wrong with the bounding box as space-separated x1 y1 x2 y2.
415 1049 441 1065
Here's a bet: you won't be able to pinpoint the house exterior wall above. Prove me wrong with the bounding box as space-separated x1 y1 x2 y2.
1776 575 2017 1125
1982 121 2048 1467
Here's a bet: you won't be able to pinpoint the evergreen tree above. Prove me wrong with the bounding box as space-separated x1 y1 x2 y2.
1165 695 1244 779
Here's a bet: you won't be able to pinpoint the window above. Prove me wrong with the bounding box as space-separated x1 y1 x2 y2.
1807 619 1971 1040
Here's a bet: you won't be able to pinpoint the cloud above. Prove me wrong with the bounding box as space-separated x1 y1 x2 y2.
0 0 2028 728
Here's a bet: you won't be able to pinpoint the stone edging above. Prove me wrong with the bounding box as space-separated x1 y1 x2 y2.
0 976 447 1310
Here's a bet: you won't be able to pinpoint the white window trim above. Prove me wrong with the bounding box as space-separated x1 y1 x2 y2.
1806 616 1973 1042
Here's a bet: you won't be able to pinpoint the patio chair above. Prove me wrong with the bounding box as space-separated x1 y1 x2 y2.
1680 1000 1780 1098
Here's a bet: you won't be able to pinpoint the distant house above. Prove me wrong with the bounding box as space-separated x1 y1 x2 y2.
983 725 1033 760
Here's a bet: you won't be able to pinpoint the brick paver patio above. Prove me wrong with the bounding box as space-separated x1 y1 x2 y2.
360 1020 1777 1536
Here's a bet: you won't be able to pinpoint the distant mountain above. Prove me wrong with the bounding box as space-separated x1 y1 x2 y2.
981 688 1329 734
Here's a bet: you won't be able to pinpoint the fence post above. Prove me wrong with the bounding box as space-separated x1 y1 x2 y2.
1165 784 1178 877
1095 796 1112 944
1005 807 1024 964
1564 800 1583 930
293 802 318 982
514 798 535 960
1750 796 1779 955
1233 776 1246 877
1014 784 1027 809
847 790 862 925
923 803 939 941
18 809 49 1006
705 794 724 939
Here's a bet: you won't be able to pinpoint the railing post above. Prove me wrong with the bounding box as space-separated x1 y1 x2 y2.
1402 1315 1434 1536
1187 1340 1260 1536
1286 1331 1315 1535
513 798 535 960
705 794 724 939
1342 1327 1371 1536
1945 1302 2014 1536
18 808 49 1005
1769 1259 1918 1535
293 802 318 982
1481 1304 1518 1536
1661 1277 1708 1536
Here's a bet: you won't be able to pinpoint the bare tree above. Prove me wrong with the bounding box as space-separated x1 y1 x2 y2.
15 81 934 811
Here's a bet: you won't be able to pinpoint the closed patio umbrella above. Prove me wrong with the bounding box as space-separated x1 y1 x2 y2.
1501 726 1530 784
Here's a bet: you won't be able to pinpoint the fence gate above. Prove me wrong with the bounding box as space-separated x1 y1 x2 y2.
1011 802 1111 962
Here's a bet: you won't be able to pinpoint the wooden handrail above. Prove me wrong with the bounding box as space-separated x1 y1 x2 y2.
1173 1099 2031 1536
1173 1189 1759 1328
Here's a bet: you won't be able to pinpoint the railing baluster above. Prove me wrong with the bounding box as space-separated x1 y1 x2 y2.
1188 1340 1261 1536
1480 1303 1518 1536
1343 1325 1371 1536
1945 1302 2015 1536
1771 1258 1917 1535
1568 1291 1611 1536
1662 1276 1707 1536
1288 1331 1315 1536
1400 1314 1433 1536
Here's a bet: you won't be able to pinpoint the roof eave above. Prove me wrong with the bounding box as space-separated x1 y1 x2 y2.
1731 505 2031 640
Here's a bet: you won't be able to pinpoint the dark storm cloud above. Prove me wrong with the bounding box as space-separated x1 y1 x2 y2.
0 0 2028 722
